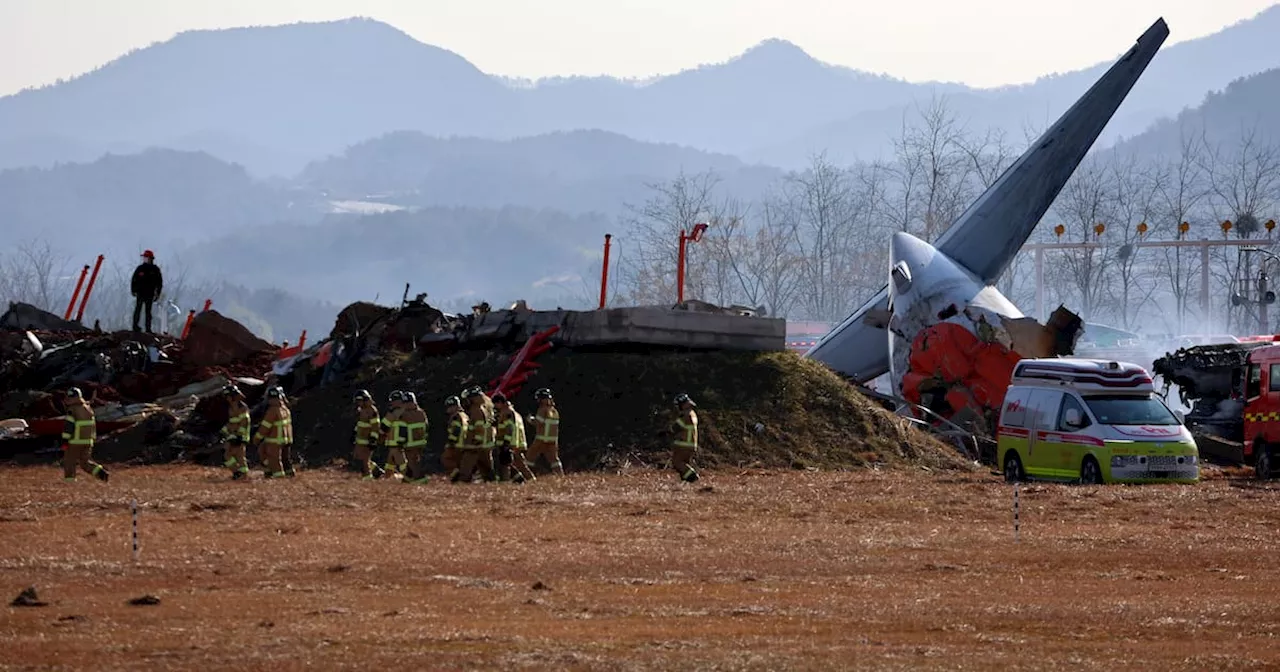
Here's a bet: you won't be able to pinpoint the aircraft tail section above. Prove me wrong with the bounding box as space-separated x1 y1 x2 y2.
935 18 1169 284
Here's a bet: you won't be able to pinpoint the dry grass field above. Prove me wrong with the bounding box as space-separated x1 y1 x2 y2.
3 465 1280 670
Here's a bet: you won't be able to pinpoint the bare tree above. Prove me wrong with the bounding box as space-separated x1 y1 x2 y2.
1050 156 1116 321
1104 153 1162 329
884 96 977 240
960 126 1018 190
615 170 722 306
1152 132 1211 332
783 153 868 321
1201 127 1280 331
0 240 70 313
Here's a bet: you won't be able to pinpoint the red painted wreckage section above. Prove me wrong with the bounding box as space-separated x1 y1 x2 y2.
900 322 1023 429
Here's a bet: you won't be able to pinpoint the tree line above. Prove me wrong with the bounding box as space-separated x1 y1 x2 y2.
600 97 1280 336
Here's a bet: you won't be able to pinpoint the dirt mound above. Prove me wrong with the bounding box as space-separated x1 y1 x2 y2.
182 310 275 367
289 349 968 472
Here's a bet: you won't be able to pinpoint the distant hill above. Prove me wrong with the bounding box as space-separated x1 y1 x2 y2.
752 6 1280 166
183 206 609 309
0 149 311 258
0 19 512 176
9 10 1280 175
1111 66 1280 157
299 129 783 214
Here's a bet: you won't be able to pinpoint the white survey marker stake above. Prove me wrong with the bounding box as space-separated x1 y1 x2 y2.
131 498 139 562
1013 483 1020 543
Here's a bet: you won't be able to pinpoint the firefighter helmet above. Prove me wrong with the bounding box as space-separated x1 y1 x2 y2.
534 387 553 400
674 393 695 407
66 387 83 399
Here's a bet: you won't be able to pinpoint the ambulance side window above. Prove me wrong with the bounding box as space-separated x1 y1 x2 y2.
1248 364 1262 398
1057 395 1091 431
1001 388 1030 428
1028 390 1063 431
1270 364 1280 392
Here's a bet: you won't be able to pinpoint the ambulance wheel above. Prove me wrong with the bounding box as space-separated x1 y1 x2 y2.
1256 445 1272 481
1003 453 1025 483
1080 456 1103 485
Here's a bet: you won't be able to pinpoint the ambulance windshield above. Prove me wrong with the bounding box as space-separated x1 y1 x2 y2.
1083 394 1179 426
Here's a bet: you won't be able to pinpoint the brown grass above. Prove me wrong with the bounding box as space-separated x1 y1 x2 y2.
291 349 966 472
3 465 1280 670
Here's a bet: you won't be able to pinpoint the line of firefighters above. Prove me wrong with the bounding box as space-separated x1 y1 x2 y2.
58 383 703 484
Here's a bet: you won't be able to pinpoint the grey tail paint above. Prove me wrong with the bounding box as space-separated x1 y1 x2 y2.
804 18 1169 383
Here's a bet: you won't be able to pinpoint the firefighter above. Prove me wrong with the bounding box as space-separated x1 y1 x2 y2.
527 388 563 477
493 393 529 483
220 385 251 480
352 389 384 480
61 387 109 482
670 393 699 483
454 387 495 483
442 395 467 477
280 388 296 477
253 387 290 479
400 392 430 484
378 390 407 479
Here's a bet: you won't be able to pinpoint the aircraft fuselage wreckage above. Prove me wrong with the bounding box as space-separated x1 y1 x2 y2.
806 18 1170 431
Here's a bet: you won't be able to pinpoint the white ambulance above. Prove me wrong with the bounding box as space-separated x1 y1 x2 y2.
996 358 1199 484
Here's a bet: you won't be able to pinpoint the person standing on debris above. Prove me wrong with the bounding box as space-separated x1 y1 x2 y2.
442 396 467 477
493 393 532 483
527 388 563 477
352 390 383 480
253 387 290 479
454 387 496 483
379 391 407 479
400 392 430 484
130 250 163 334
670 393 700 483
221 385 251 480
61 388 109 482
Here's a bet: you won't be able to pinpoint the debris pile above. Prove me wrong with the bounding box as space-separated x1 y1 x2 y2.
900 305 1084 436
291 349 969 472
3 297 964 472
1152 341 1270 443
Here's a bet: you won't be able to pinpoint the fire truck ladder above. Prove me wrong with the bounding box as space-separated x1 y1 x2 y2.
488 326 560 399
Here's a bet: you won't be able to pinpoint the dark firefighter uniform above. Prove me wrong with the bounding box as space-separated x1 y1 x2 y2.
528 387 564 476
61 388 109 482
353 390 383 480
379 391 407 478
221 385 251 479
254 388 292 479
454 387 496 482
442 396 467 475
671 393 700 482
400 392 430 484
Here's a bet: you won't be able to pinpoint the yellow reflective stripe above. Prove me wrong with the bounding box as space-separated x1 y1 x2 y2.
405 421 428 447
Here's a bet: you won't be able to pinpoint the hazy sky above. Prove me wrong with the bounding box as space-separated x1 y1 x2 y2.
2 0 1277 96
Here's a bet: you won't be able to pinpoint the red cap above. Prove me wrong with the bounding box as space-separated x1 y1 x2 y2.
141 250 155 258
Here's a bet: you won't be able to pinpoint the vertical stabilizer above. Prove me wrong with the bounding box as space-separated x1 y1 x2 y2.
935 18 1170 283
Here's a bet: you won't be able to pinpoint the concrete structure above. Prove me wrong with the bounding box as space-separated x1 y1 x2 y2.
444 307 785 351
805 18 1170 383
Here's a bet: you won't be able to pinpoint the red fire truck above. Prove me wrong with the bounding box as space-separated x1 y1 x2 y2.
1155 337 1280 478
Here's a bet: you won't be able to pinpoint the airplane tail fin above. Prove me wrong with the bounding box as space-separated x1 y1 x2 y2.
935 18 1170 284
